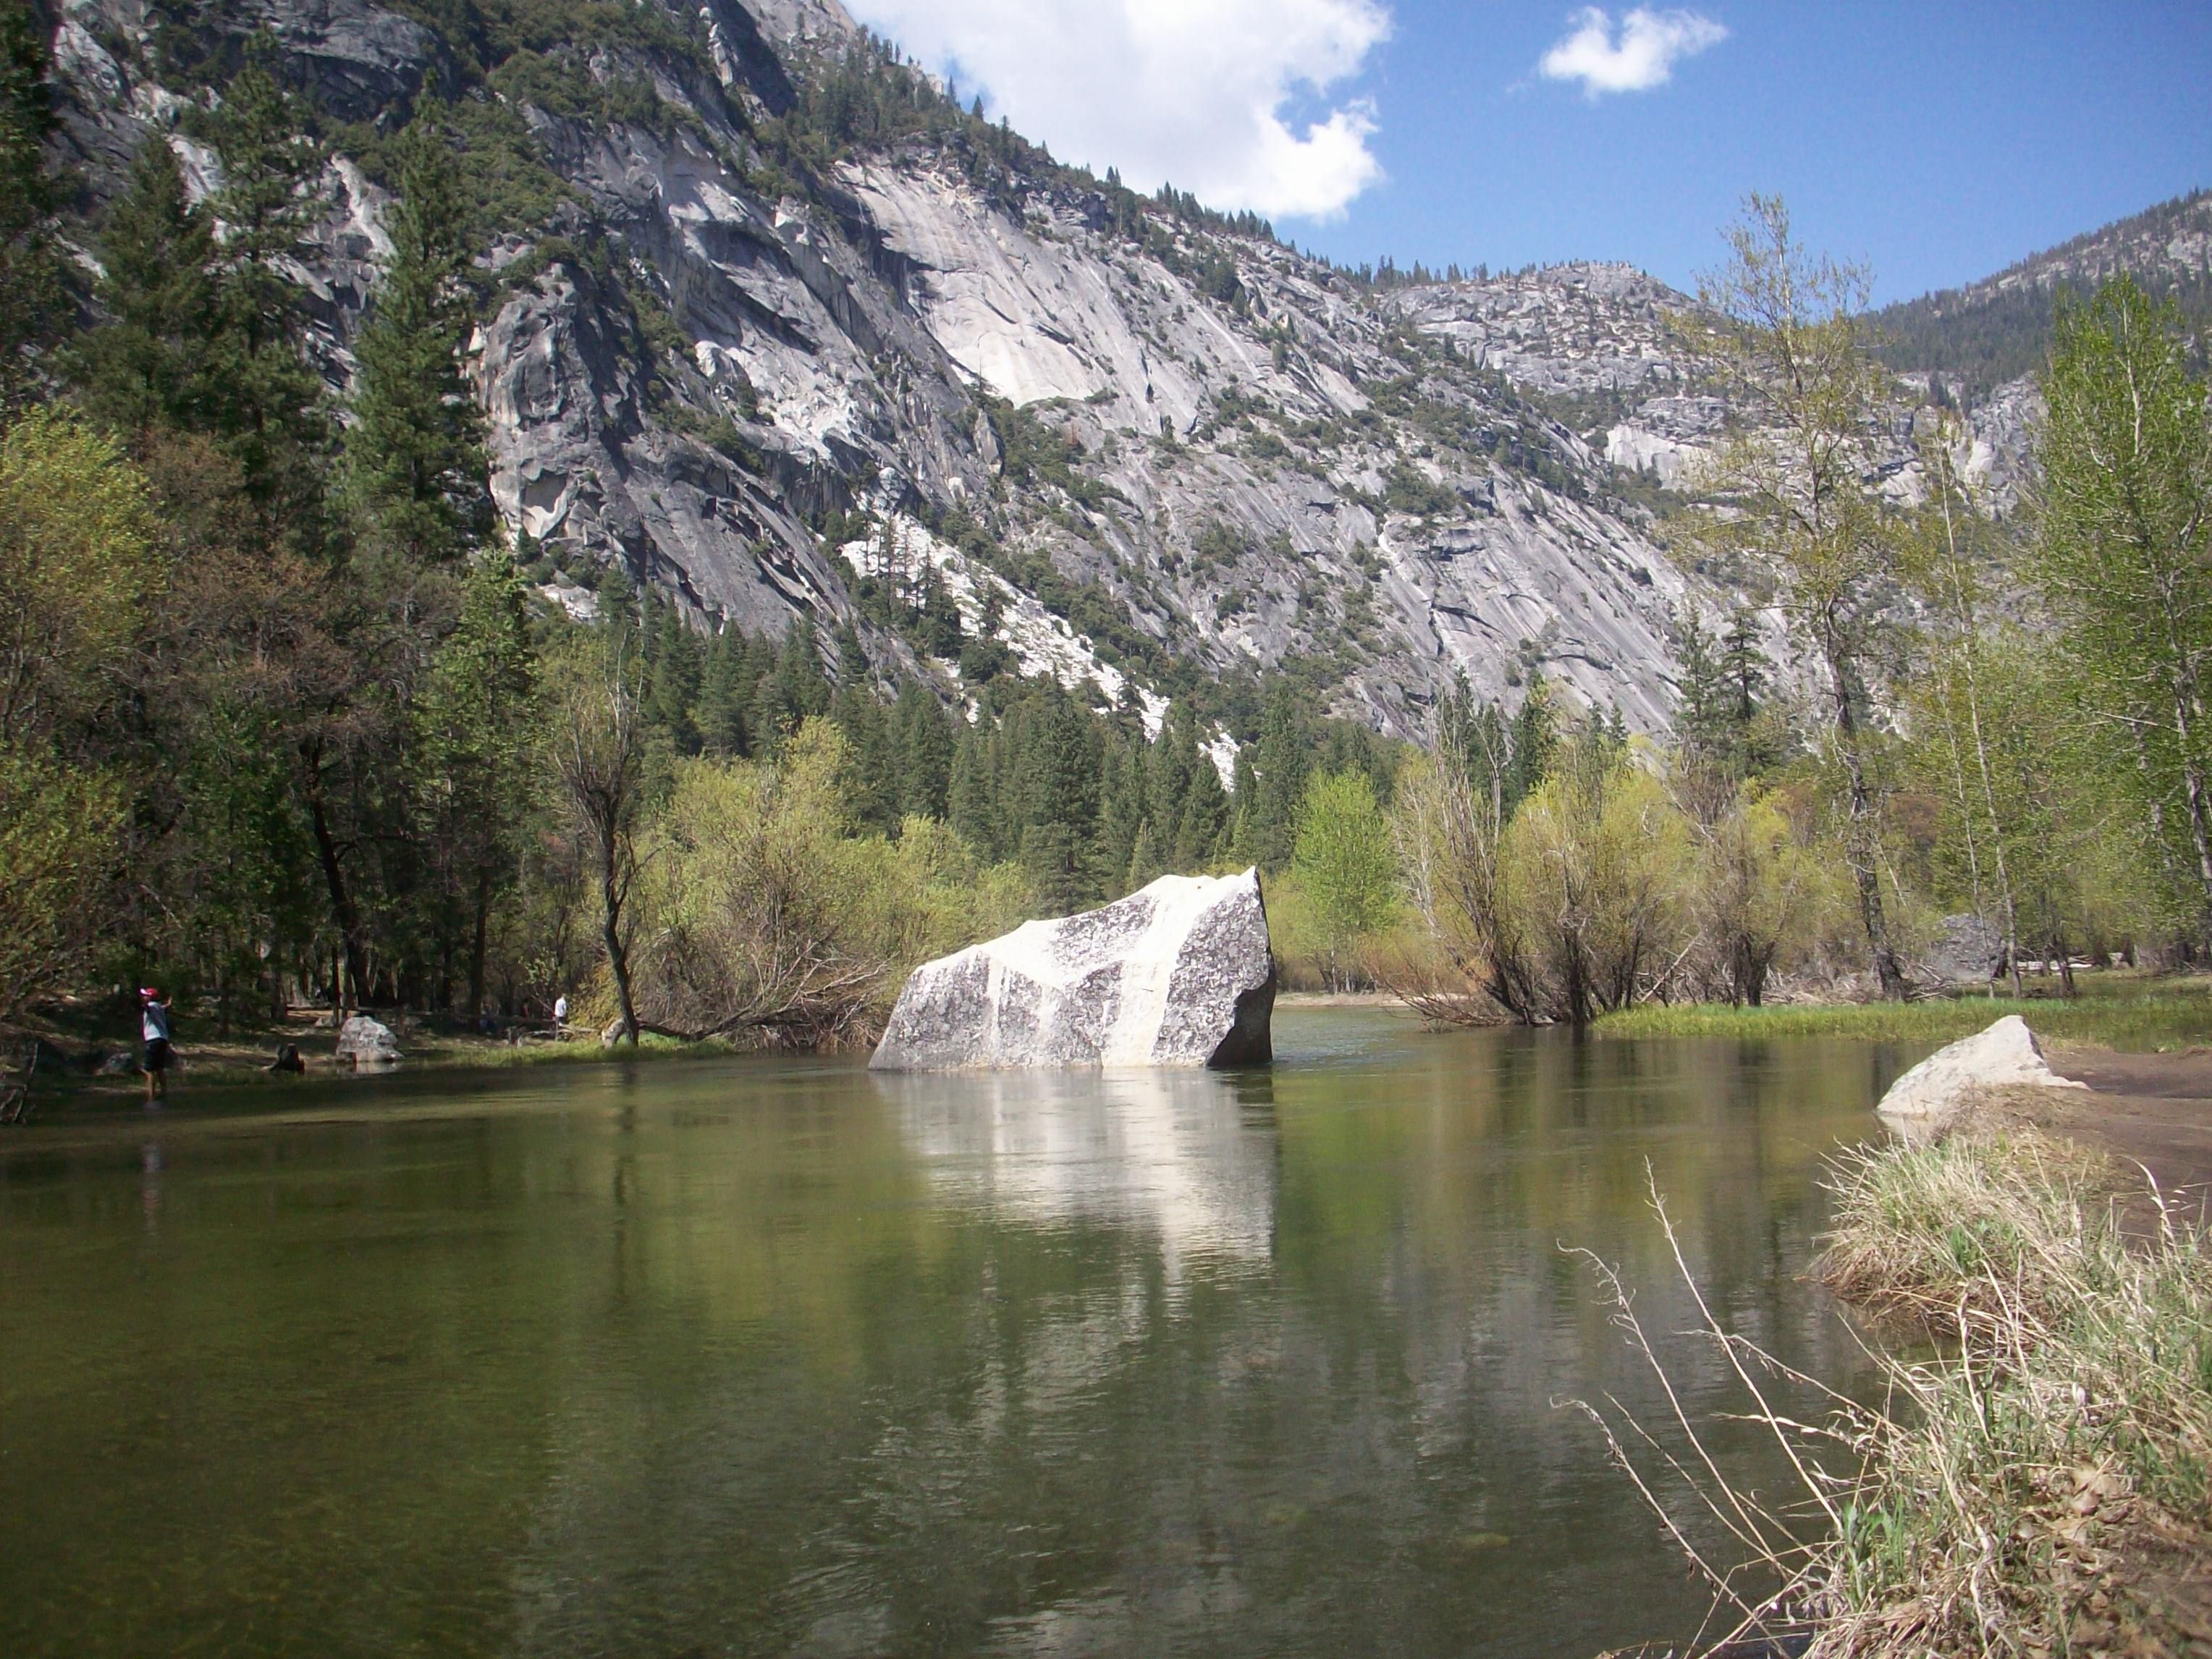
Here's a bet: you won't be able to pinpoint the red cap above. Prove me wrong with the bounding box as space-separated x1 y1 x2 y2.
139 987 158 998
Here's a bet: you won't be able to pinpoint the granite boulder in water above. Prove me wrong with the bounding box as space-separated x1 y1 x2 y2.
335 1015 403 1068
1875 1015 2085 1125
871 870 1275 1071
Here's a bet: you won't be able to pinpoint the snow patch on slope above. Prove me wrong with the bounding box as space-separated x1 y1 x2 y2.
839 515 1171 737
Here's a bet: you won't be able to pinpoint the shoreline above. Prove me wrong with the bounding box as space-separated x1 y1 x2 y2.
1634 1047 2212 1658
1589 976 2212 1052
1772 1109 2212 1655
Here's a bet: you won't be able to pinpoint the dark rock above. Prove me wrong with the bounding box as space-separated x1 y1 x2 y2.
1924 913 2005 986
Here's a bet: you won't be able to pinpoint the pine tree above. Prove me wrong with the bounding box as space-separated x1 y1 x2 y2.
203 56 332 549
1094 732 1144 890
1675 604 1732 763
596 564 641 639
0 0 62 408
1174 747 1231 869
1126 820 1164 890
1723 607 1768 730
1236 682 1313 870
69 138 221 441
1505 677 1558 817
892 685 954 821
832 676 896 831
755 622 827 751
947 727 995 855
345 127 491 570
413 545 537 1014
643 598 702 753
697 622 751 756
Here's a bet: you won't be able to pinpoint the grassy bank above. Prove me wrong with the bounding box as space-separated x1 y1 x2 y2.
12 1024 751 1108
1598 1129 2212 1656
1803 1130 2212 1654
1592 974 2212 1049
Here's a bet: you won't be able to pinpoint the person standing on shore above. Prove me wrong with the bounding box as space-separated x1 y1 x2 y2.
140 988 174 1105
552 993 568 1035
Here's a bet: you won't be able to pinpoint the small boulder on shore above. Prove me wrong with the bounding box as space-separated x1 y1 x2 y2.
871 869 1275 1071
335 1016 403 1068
1875 1014 2085 1125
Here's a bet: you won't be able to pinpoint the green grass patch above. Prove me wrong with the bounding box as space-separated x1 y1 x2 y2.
1593 976 2212 1049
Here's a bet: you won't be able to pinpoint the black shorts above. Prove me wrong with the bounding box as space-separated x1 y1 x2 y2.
142 1039 172 1073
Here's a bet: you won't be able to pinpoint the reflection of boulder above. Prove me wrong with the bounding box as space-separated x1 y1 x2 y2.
1876 1016 2084 1125
878 1067 1277 1275
871 870 1275 1071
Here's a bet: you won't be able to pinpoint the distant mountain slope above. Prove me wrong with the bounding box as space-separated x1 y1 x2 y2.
42 0 2173 745
1875 189 2212 400
47 0 1720 740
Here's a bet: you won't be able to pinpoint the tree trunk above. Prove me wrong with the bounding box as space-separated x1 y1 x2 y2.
599 837 638 1044
303 742 368 1015
1828 643 1908 1000
1933 449 2024 1000
467 867 491 1021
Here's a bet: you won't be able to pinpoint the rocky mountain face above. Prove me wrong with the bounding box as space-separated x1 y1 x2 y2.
38 0 2163 744
1893 189 2212 320
1874 189 2212 414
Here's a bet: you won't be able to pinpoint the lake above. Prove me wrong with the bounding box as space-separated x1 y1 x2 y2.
0 1009 1917 1658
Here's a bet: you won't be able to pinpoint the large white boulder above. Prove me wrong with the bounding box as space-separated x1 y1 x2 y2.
870 870 1275 1071
1875 1015 2085 1123
335 1015 403 1068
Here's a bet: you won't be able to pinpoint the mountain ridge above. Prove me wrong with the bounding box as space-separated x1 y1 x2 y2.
35 0 2203 746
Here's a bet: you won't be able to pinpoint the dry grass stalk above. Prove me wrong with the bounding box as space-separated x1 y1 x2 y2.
1576 1134 2212 1656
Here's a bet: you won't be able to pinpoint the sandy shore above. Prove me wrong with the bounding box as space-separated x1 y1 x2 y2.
1975 1044 2212 1202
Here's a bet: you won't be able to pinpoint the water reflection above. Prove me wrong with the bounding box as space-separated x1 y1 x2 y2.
878 1067 1278 1282
0 1016 1921 1659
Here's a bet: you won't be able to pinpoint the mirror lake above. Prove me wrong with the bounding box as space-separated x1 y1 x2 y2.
0 1009 1925 1659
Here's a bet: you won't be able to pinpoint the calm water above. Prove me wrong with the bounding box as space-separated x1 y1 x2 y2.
0 1010 1919 1659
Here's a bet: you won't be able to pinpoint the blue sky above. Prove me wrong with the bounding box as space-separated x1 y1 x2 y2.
844 1 2212 303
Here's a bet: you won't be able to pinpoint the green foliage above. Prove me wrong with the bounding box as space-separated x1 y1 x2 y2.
1679 193 1911 999
412 547 539 1009
69 138 221 438
630 721 1031 1044
2028 278 2212 939
0 748 124 1022
985 400 1122 510
1594 980 2212 1046
1382 460 1456 518
0 410 159 746
0 0 64 408
1673 604 1779 782
1496 727 1690 1026
1289 769 1398 987
344 127 494 570
0 412 159 1021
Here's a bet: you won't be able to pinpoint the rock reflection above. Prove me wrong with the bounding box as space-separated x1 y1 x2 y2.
874 1066 1278 1283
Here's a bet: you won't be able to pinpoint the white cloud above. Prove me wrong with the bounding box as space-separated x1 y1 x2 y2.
1539 7 1726 96
842 0 1391 221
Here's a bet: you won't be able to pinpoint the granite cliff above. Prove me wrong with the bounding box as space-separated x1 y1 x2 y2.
37 0 2161 743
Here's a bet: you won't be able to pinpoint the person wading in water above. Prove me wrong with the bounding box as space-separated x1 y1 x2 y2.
140 988 174 1105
